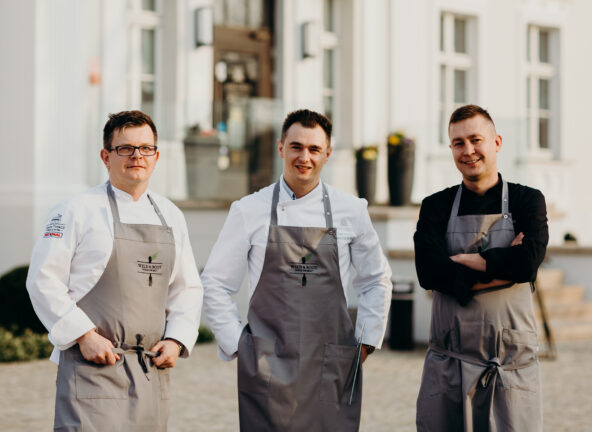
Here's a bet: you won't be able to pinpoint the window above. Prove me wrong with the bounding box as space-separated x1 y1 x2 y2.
438 12 475 144
526 25 558 152
213 0 270 29
322 0 338 122
128 0 160 118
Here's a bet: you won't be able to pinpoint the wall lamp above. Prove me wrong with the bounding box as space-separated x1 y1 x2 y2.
301 21 319 59
195 7 213 47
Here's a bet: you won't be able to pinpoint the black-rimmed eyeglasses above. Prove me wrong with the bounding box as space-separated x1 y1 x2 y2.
108 145 158 156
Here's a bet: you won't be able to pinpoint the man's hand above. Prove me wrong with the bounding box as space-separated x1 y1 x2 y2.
151 339 182 369
77 329 120 365
450 232 526 272
510 232 525 246
472 279 513 291
361 345 372 363
450 253 486 271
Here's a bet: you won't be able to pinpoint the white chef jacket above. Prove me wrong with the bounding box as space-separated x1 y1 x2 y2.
202 176 392 361
26 182 203 364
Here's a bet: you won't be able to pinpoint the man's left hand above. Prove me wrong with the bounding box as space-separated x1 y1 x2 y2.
361 345 372 363
450 253 486 272
151 339 182 369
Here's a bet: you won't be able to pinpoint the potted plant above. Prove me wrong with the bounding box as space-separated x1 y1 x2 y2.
355 145 378 205
387 132 415 206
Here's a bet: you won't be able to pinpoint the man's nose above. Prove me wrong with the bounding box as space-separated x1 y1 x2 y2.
298 149 310 161
130 147 143 158
462 142 475 155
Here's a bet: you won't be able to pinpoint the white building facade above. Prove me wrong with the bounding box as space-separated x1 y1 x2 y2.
2 0 591 281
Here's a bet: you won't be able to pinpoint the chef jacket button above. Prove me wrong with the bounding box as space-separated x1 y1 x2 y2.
503 214 508 219
326 211 331 215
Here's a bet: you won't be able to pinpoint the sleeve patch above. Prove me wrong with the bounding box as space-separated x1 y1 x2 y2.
44 214 66 238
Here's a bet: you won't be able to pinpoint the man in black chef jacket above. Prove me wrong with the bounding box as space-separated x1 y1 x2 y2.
414 104 548 431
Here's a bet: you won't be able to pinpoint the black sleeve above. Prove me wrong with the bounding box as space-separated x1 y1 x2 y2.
413 193 482 305
481 187 548 282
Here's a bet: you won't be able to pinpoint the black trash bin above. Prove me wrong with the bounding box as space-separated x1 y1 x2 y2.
389 279 414 350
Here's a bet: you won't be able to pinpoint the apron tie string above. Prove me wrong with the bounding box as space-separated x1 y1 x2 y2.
479 357 502 388
114 334 159 379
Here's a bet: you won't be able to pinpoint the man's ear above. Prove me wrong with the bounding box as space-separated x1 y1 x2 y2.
495 134 502 152
100 148 110 169
277 139 285 158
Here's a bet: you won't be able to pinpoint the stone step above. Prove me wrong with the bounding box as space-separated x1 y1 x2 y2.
535 302 592 321
538 319 592 341
536 268 564 290
537 284 585 305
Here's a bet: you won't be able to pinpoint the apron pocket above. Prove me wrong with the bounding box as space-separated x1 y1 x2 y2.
501 328 540 393
319 343 358 403
502 328 538 358
75 358 128 399
237 331 276 394
158 368 171 400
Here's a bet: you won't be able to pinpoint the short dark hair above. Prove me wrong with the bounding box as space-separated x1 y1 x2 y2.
280 109 332 144
448 104 495 130
103 110 157 149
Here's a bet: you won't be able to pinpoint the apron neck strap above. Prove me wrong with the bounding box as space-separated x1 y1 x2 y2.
449 179 509 218
321 183 333 228
106 181 169 228
147 194 169 227
106 181 121 225
450 184 463 218
501 180 509 215
270 181 334 228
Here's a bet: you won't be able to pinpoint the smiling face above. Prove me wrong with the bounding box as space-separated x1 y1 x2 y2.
278 123 332 198
449 114 502 189
100 124 159 198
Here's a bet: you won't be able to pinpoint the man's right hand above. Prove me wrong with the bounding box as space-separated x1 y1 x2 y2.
76 329 120 365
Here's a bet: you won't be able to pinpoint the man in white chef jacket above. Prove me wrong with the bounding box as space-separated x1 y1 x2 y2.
26 110 202 431
202 109 392 431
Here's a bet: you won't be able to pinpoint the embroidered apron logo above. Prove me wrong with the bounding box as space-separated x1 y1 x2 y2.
136 253 163 286
289 254 319 286
44 214 65 238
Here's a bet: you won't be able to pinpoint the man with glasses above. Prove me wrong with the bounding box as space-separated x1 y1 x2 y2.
27 110 202 430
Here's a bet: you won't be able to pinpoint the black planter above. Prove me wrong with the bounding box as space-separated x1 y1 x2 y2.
388 140 415 206
355 148 377 205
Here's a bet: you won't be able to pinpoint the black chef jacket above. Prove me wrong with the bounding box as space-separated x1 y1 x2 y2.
413 174 549 305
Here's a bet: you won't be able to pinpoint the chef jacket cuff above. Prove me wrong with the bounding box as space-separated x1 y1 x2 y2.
357 319 387 349
213 322 244 361
164 320 199 358
48 307 96 350
217 345 237 361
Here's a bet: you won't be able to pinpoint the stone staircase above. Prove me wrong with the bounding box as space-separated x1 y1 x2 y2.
535 268 592 341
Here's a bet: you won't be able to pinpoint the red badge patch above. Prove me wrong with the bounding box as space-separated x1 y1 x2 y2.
44 214 65 238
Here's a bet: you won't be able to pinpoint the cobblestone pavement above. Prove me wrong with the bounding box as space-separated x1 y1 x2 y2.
1 341 590 431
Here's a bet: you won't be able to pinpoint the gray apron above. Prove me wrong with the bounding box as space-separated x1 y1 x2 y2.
54 182 175 432
416 181 542 432
237 182 362 431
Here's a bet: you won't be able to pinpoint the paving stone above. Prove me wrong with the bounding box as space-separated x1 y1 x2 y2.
0 341 590 431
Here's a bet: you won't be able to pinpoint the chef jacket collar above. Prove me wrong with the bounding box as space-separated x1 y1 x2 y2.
279 175 323 203
109 183 150 203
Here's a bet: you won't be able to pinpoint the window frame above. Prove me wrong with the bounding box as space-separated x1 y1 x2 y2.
437 11 477 147
525 24 559 157
127 0 162 121
321 0 339 127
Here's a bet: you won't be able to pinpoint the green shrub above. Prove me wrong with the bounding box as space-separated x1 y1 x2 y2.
196 325 215 344
0 265 47 334
0 327 53 362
